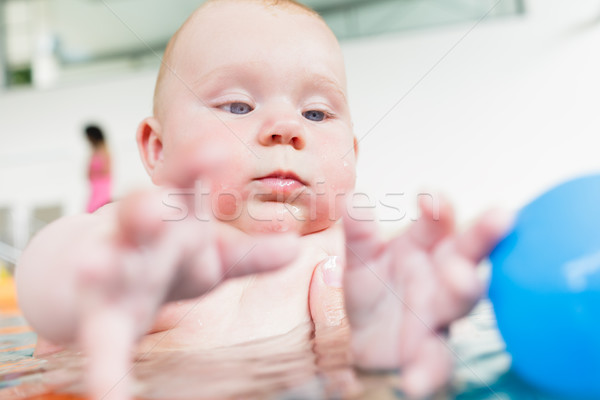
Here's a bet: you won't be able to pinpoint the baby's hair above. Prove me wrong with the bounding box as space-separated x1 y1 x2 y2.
85 124 105 148
152 0 323 117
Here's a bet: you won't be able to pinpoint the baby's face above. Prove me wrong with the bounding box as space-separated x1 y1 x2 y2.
150 1 357 235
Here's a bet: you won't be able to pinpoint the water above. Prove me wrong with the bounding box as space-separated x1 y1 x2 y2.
0 300 580 400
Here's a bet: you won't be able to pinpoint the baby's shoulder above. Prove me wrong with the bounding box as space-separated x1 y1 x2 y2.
92 201 118 217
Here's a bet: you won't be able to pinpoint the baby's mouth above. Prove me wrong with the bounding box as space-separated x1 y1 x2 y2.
253 171 307 201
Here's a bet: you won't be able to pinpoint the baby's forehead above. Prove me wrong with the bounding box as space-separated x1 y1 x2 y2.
154 0 346 115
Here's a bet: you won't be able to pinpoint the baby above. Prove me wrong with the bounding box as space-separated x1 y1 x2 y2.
15 0 509 399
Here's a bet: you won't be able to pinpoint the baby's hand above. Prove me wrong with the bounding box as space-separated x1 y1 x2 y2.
343 196 510 398
80 190 299 400
18 188 299 400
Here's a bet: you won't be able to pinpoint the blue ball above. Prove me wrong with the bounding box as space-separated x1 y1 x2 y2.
489 174 600 398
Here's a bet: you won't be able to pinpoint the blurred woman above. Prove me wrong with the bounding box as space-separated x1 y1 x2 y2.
84 125 111 213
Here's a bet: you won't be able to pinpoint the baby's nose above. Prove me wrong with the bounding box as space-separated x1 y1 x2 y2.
258 114 306 150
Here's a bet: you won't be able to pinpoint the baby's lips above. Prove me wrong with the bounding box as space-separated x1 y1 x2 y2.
254 169 308 186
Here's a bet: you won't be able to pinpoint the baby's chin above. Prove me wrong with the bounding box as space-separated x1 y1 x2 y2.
221 201 335 235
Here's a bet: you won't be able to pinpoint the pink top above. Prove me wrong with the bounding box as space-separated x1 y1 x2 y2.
87 152 111 213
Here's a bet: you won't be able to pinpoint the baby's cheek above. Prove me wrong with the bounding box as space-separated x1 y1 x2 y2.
324 155 357 194
314 155 357 222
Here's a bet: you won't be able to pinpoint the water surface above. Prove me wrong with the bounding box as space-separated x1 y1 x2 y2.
0 300 575 399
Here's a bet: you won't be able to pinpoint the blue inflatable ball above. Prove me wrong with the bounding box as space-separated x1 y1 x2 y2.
489 174 600 399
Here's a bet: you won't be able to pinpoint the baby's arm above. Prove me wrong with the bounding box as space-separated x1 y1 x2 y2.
16 190 299 400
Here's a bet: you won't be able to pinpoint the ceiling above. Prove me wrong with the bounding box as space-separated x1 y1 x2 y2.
0 0 524 87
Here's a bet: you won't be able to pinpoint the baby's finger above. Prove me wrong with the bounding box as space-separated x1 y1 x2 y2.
406 193 455 251
342 207 390 336
170 223 301 301
431 209 512 325
400 333 453 399
395 256 438 365
342 199 385 266
431 248 484 326
343 254 391 334
343 195 409 324
118 189 168 247
79 303 136 400
452 208 513 263
162 141 230 188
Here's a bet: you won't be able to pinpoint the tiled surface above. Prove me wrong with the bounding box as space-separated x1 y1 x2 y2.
0 277 75 399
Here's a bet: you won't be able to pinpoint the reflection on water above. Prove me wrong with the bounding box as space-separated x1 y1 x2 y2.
0 300 577 400
132 323 357 399
1 319 394 399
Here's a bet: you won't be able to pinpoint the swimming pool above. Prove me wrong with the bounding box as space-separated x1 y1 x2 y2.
0 297 573 399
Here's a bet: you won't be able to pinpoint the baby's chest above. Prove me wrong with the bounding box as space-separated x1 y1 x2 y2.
148 242 334 342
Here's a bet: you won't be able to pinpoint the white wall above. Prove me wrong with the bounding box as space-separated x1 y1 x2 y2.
0 70 155 248
1 0 599 245
347 0 600 231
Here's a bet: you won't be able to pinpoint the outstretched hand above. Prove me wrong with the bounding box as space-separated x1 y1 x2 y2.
75 189 300 400
342 195 511 398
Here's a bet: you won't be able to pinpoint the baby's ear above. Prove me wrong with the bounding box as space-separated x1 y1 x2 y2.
136 117 165 184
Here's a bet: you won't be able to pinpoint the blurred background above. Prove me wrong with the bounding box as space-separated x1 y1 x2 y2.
1 0 600 271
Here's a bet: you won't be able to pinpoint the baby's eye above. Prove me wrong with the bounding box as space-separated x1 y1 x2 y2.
226 102 253 115
303 110 326 122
